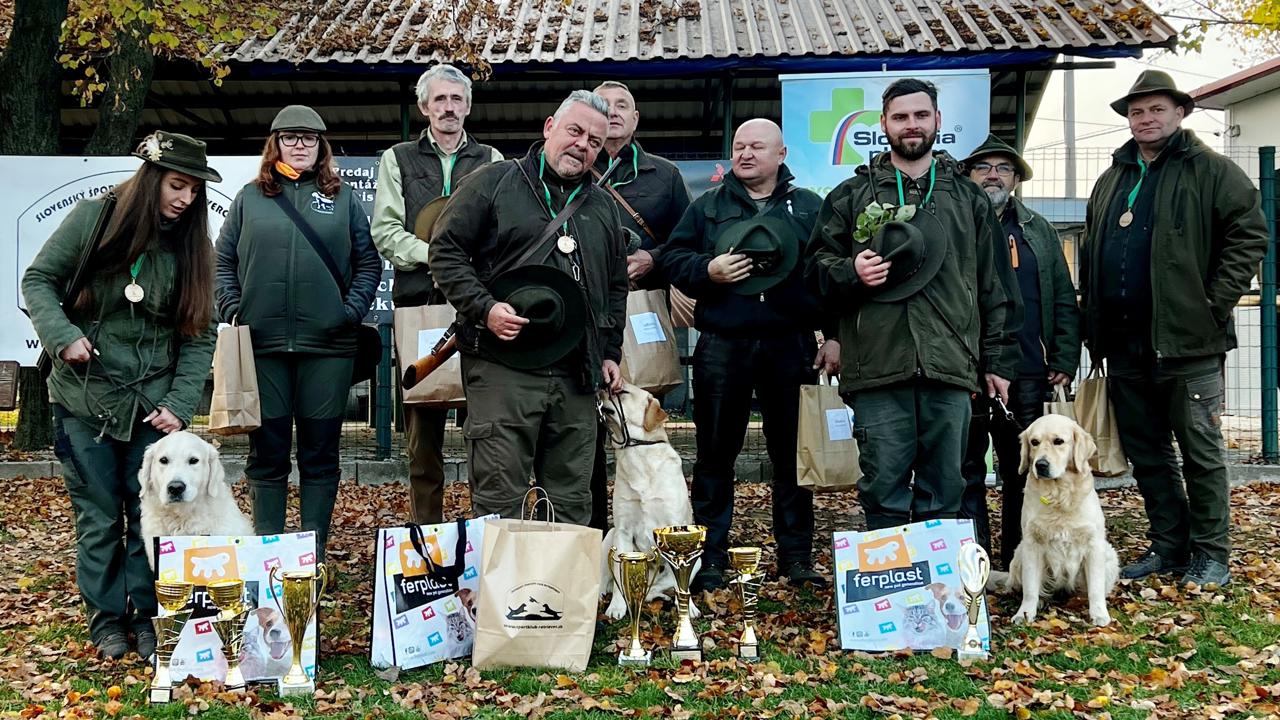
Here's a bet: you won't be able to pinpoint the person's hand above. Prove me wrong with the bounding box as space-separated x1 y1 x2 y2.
813 339 842 376
486 302 528 340
708 252 752 284
601 359 623 393
854 249 891 286
985 373 1011 405
60 337 94 364
144 407 183 434
1048 371 1072 387
627 249 655 281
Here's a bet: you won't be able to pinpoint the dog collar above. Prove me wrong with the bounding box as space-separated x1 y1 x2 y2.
1039 495 1053 505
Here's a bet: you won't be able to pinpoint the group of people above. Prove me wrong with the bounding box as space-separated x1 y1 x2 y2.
22 64 1265 660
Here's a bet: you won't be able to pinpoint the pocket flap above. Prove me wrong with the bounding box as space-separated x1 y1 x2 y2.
463 419 493 440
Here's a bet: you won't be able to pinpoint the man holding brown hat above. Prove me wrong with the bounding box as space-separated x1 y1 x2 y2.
1080 70 1267 587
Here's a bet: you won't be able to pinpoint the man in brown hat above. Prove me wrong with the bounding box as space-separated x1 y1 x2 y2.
959 134 1080 568
1081 70 1267 587
371 64 503 525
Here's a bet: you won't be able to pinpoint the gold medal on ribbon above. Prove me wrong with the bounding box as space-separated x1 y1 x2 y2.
124 283 145 303
557 235 577 254
1118 210 1134 228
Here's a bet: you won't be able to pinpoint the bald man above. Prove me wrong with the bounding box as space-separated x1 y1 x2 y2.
663 118 839 591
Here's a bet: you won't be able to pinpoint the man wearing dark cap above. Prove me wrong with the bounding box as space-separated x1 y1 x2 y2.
1081 71 1267 587
958 134 1080 567
663 118 838 591
806 78 1020 533
428 90 627 525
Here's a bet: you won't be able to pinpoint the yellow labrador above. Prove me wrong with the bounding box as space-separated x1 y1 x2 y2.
1003 414 1119 627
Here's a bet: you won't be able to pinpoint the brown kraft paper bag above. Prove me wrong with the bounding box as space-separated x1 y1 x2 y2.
619 289 683 396
1075 367 1129 477
394 304 465 407
208 323 261 436
796 373 862 492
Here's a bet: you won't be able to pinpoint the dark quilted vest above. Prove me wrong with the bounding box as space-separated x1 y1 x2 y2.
391 131 497 306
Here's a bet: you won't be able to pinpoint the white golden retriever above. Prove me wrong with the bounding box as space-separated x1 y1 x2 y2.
995 414 1120 627
598 384 699 621
139 431 252 567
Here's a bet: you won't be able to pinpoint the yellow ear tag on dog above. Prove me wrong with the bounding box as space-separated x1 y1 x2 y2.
1039 496 1052 505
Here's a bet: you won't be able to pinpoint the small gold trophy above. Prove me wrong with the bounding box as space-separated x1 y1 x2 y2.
149 580 195 705
608 548 660 667
957 543 991 661
269 564 329 695
207 579 249 692
653 525 706 663
728 546 763 661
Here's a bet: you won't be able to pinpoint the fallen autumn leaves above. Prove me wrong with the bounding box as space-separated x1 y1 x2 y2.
1 473 1278 719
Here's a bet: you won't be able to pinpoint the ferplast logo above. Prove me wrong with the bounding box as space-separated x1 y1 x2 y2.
809 88 883 166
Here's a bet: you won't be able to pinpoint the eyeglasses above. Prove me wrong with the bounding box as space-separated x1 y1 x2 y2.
279 133 320 148
971 162 1017 178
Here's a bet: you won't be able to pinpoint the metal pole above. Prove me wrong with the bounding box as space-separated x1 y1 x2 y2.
720 73 735 158
1260 146 1277 462
1014 70 1027 153
1063 61 1077 199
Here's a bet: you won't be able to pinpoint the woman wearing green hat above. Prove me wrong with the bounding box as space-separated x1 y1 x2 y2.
22 131 222 660
214 105 381 562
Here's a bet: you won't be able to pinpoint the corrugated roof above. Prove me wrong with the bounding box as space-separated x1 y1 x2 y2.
219 0 1175 67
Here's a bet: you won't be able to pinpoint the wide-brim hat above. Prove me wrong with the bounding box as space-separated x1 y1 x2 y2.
712 216 798 295
869 212 947 303
132 131 222 183
479 265 587 370
961 133 1033 181
413 196 450 242
271 105 328 133
1110 70 1194 116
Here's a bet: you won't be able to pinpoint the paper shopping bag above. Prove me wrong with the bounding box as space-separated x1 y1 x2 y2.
394 304 465 407
1075 367 1129 477
669 287 697 329
619 289 683 396
472 510 601 672
1043 384 1076 423
797 374 862 492
208 323 260 435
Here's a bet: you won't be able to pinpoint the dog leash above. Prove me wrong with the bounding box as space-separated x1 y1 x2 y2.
598 391 664 448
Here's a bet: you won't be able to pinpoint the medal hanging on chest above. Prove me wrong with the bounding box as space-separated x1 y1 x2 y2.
557 235 577 254
1119 156 1148 230
1118 210 1134 228
124 254 145 303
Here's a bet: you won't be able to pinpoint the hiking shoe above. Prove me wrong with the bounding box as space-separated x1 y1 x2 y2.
1121 548 1187 580
96 632 130 660
691 564 726 593
135 628 157 661
1182 553 1231 588
779 561 830 589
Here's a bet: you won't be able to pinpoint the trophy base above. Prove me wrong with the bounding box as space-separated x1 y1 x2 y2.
224 667 246 693
956 647 989 661
618 649 652 667
278 678 316 696
737 643 759 661
148 684 173 705
669 647 703 663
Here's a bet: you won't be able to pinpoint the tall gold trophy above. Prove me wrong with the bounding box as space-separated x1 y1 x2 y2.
653 525 706 663
608 548 659 667
728 547 763 661
957 543 991 661
207 579 250 692
149 580 195 704
269 564 329 695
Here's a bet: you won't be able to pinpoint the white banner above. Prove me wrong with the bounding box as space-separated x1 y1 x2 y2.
781 70 991 196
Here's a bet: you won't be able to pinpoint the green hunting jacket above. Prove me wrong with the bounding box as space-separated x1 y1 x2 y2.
1080 129 1268 359
1007 196 1082 377
21 198 217 442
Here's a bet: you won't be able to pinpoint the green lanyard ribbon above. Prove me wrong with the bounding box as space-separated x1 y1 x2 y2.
440 153 456 197
606 143 640 190
895 159 936 208
129 254 145 283
1125 156 1149 211
539 152 583 233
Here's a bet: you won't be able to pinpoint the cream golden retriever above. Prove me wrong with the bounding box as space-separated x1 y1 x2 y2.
997 414 1120 627
139 431 252 567
597 384 699 621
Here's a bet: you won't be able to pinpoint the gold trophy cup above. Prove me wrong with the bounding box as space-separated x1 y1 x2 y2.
728 546 763 661
269 564 328 695
957 543 991 661
149 580 195 704
653 525 706 663
207 579 249 692
608 548 660 667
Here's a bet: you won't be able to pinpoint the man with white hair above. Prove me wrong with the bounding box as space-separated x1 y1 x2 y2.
429 91 628 524
372 64 502 525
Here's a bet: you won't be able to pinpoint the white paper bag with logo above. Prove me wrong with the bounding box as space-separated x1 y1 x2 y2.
1074 367 1129 477
619 289 683 396
394 303 465 407
471 496 602 671
831 519 990 652
796 373 862 492
369 515 496 670
153 532 319 682
208 323 261 435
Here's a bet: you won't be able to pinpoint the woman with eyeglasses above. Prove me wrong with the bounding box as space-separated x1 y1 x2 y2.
22 131 221 660
214 105 381 561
